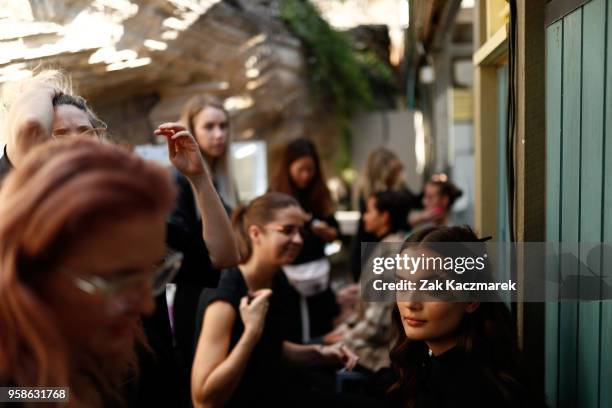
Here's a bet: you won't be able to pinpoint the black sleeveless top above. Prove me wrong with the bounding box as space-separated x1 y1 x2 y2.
195 268 292 407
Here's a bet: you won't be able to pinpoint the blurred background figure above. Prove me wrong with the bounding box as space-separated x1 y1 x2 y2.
0 139 177 407
269 137 341 343
0 70 106 183
350 147 418 282
325 190 413 376
409 173 463 230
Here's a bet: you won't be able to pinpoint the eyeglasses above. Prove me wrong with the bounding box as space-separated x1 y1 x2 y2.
267 224 305 237
65 250 183 301
51 127 108 140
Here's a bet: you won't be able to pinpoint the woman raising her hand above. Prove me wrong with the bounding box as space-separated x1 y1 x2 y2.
153 123 240 403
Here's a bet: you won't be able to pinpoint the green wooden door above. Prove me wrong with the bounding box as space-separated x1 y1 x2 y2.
497 64 510 244
545 0 612 407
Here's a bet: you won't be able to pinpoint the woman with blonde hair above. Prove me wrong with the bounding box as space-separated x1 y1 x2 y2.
0 138 177 406
355 147 406 204
164 94 239 386
178 94 238 209
0 69 106 182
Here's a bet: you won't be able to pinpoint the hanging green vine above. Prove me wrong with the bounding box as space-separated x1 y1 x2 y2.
279 0 373 118
279 0 397 173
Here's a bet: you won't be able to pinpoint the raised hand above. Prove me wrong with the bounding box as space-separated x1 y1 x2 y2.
6 83 61 165
154 122 206 180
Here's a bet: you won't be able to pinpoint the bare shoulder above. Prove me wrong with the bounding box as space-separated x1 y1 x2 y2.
200 300 236 339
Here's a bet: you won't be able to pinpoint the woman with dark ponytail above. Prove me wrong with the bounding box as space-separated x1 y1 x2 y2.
409 174 463 229
389 226 546 408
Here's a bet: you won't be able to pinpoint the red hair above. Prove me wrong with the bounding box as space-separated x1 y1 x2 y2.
0 138 176 405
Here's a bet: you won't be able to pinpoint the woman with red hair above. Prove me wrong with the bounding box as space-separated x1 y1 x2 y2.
0 138 179 406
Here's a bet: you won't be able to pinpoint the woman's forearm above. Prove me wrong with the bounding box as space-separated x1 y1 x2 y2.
282 342 325 366
193 329 259 408
188 174 240 269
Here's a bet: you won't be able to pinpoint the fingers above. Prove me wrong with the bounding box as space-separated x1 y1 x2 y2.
154 123 189 144
156 122 187 133
323 346 344 360
340 346 359 371
161 129 197 161
249 289 273 306
240 296 249 309
167 136 177 160
169 130 192 140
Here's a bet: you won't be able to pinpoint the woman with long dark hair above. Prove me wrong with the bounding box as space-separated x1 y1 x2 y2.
270 137 338 258
389 226 545 408
269 138 340 342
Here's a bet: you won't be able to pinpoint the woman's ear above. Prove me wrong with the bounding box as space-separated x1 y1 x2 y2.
465 301 480 314
382 210 391 227
248 224 262 245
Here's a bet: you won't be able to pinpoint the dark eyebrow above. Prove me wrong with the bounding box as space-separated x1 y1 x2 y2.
107 267 142 279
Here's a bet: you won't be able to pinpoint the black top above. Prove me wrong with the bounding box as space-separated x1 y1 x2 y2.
417 347 503 407
350 188 420 282
163 170 221 402
293 213 339 265
0 145 13 184
195 267 291 407
391 346 536 408
167 170 218 287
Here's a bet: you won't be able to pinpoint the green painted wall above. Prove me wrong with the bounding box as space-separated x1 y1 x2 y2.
545 0 612 407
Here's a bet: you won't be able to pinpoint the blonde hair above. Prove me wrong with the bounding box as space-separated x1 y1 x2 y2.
355 147 404 206
0 69 106 145
179 94 238 208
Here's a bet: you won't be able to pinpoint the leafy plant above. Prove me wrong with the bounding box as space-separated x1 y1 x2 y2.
279 0 397 172
279 0 373 118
